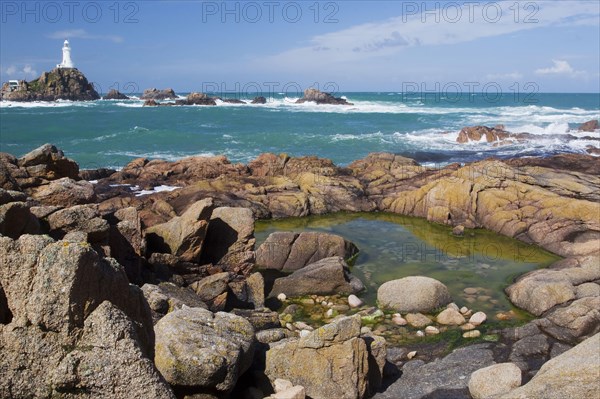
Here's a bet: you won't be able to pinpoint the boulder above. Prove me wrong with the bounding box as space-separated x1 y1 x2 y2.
200 206 256 274
190 272 230 311
46 204 109 243
269 256 364 297
109 207 146 284
0 235 159 397
264 315 380 399
146 198 214 262
579 119 599 132
230 308 280 331
498 333 600 399
377 276 451 313
295 88 353 105
16 143 79 183
535 296 600 344
142 283 208 323
468 363 522 399
373 344 495 399
256 231 359 272
154 307 255 395
30 177 96 206
103 89 130 100
0 201 40 238
50 301 175 398
506 270 577 316
141 88 177 100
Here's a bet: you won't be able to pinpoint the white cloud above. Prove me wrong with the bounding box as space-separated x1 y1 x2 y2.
256 1 599 72
535 60 586 77
47 29 123 43
3 64 38 79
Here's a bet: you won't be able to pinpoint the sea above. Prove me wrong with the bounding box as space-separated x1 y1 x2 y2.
1 92 599 170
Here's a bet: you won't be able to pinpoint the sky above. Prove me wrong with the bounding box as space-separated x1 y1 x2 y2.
1 0 599 94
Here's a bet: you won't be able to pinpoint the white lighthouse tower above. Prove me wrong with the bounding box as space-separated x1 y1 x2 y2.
57 40 74 69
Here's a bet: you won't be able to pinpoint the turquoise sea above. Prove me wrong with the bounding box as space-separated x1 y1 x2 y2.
1 92 599 169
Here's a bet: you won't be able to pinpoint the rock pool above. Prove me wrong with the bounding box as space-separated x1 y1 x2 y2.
255 212 561 345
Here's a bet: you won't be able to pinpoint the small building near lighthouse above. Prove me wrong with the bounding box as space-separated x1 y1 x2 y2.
57 40 75 69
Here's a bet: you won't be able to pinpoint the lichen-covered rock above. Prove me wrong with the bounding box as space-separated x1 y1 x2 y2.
154 307 255 394
50 301 175 398
498 333 600 399
468 363 522 399
377 276 451 313
269 256 364 297
146 198 214 262
264 315 379 399
256 231 358 272
0 235 159 398
535 296 600 344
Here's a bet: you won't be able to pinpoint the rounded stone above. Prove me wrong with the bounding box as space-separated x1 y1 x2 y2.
469 311 487 326
468 363 522 399
348 294 364 308
377 276 451 313
436 308 466 325
425 326 440 335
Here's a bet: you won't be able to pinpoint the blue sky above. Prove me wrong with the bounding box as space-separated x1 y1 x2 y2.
1 1 599 93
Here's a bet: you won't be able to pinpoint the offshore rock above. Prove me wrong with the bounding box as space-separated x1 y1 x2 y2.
295 88 353 105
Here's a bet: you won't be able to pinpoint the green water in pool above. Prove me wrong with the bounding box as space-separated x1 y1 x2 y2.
255 212 560 324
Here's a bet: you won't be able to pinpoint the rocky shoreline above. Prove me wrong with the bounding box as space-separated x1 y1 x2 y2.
1 143 599 398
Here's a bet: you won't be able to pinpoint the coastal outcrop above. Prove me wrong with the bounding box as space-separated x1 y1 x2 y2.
0 142 598 398
295 88 353 105
0 68 100 101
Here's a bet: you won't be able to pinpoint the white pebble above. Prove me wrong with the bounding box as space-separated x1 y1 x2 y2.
416 330 425 337
348 294 363 308
277 293 287 302
460 306 469 314
407 351 417 359
325 309 334 318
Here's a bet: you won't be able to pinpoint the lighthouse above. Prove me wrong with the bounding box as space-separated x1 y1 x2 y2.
57 40 74 69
